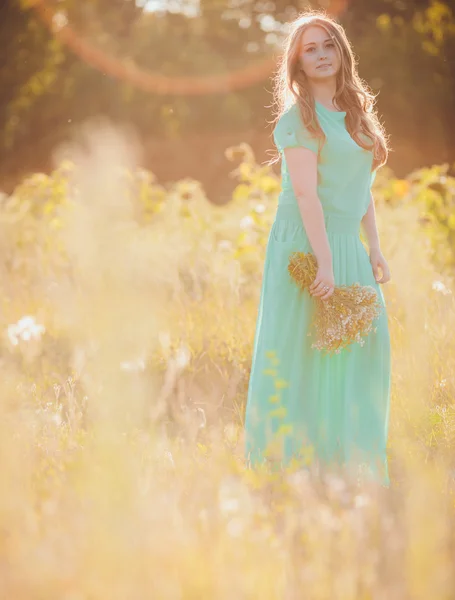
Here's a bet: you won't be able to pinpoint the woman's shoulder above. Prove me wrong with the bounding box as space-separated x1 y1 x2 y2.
273 104 300 132
272 103 318 154
272 104 301 146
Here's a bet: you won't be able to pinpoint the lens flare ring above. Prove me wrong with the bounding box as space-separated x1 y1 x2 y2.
32 0 348 96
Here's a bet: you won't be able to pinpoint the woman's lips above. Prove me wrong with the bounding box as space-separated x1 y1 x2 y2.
317 64 331 69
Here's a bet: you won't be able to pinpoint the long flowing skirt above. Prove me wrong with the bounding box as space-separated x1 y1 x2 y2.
244 203 391 487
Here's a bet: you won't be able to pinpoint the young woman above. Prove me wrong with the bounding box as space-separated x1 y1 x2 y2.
244 11 392 486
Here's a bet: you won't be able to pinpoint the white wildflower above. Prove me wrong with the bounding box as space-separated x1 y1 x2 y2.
240 215 254 229
7 315 45 347
253 203 266 214
52 412 62 427
219 478 241 516
318 505 341 531
221 497 240 515
324 473 347 495
354 493 370 509
218 240 233 252
175 344 191 369
432 280 452 295
120 358 146 372
163 450 175 469
52 11 68 31
287 468 311 490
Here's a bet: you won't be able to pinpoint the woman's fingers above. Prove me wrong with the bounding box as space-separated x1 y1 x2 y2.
310 285 325 296
311 283 333 298
320 288 334 301
310 280 326 294
378 273 390 284
376 263 391 284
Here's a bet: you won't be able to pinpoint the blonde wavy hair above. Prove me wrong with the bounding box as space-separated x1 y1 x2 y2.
270 10 389 171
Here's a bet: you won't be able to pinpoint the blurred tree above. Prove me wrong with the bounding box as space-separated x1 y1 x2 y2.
0 0 453 190
342 0 454 164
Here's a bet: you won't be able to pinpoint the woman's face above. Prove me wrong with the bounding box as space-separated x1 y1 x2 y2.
298 25 341 80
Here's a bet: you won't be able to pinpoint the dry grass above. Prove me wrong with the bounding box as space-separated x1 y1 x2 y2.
0 123 454 599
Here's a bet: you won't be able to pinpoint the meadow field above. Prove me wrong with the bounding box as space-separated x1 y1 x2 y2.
1 123 455 599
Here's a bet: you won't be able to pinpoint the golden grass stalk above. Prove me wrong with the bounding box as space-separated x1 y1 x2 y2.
288 251 383 354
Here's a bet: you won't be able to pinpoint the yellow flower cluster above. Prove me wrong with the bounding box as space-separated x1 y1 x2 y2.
288 251 383 354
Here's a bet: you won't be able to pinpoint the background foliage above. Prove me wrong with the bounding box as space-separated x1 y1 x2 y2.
2 2 455 594
0 0 454 192
1 129 455 595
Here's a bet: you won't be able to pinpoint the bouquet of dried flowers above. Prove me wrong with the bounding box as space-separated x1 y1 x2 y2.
288 251 382 354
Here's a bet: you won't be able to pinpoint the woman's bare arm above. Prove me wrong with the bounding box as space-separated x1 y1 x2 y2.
361 192 381 251
283 146 332 268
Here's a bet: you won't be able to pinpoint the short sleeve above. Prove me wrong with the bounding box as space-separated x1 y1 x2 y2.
273 107 319 155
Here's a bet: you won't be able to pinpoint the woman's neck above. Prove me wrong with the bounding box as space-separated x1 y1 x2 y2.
310 82 338 109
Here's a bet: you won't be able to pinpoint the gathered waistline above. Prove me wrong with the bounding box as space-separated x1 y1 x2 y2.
274 203 362 235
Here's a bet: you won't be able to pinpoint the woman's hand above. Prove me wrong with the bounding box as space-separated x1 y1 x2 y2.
369 248 391 284
309 263 335 300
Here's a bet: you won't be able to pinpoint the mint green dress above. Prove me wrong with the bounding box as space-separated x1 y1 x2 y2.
244 100 391 486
